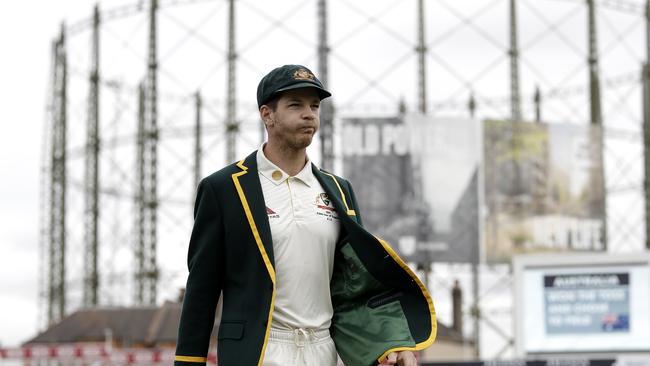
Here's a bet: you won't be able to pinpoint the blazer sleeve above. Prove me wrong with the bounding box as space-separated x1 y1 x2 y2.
345 179 363 226
175 180 224 365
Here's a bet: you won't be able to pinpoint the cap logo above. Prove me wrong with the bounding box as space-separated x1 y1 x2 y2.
293 68 315 81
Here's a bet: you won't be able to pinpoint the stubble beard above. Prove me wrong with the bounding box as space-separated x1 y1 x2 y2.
286 130 315 150
270 113 318 151
274 123 317 151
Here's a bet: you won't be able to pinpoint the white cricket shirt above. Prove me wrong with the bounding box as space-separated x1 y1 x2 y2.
256 144 341 331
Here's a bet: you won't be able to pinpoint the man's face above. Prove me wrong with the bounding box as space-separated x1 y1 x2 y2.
263 88 321 150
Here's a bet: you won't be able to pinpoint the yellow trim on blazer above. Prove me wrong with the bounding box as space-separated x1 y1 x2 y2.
232 159 276 366
174 355 207 363
236 159 248 171
320 171 356 216
374 236 437 363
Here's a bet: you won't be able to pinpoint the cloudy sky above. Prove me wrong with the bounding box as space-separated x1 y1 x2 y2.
0 0 100 348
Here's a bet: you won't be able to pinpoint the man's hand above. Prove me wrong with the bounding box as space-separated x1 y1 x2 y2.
384 351 417 366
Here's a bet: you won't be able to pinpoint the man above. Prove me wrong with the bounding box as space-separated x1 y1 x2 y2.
174 65 436 366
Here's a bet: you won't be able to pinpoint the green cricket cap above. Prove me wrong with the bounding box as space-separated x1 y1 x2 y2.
257 64 331 108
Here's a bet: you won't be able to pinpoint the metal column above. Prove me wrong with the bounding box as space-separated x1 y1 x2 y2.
194 91 202 192
416 0 427 114
135 82 146 304
646 0 650 72
534 85 541 123
468 92 476 118
588 0 603 127
587 0 607 250
226 0 237 164
509 0 521 122
135 0 159 305
509 0 523 200
641 62 650 249
39 37 57 329
318 0 334 170
84 5 101 307
146 0 159 305
641 0 650 249
49 24 67 324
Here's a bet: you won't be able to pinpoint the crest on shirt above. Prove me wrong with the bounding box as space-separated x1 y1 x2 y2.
315 193 336 212
320 193 331 206
315 193 338 221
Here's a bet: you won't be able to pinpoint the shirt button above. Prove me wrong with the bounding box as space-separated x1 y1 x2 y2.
272 170 282 181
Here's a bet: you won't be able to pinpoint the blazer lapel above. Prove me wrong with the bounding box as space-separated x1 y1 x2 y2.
232 152 275 267
313 165 357 225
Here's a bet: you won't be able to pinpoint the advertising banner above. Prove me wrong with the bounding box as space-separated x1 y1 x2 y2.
341 117 606 265
341 115 481 263
484 121 606 263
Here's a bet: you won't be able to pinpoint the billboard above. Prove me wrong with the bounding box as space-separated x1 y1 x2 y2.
341 115 482 263
341 116 606 264
484 120 606 262
513 253 650 356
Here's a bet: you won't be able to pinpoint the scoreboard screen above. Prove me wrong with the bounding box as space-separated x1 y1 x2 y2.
514 253 650 356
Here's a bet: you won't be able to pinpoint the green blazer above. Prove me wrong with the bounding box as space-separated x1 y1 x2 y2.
174 151 436 366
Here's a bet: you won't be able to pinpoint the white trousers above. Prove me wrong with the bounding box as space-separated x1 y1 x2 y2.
262 328 337 366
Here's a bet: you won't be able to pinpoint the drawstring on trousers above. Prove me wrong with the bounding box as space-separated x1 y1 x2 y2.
265 328 335 365
293 328 319 347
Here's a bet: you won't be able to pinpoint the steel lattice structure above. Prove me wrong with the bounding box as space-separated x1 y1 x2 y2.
40 0 650 359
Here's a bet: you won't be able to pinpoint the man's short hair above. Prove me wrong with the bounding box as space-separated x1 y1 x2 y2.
263 95 280 112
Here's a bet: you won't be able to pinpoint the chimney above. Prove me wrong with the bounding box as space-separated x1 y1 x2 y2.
452 279 463 334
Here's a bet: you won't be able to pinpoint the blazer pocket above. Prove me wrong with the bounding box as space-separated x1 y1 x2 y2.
367 289 404 309
218 321 245 340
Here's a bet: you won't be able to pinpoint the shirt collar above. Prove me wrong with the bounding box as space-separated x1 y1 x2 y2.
256 142 316 187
